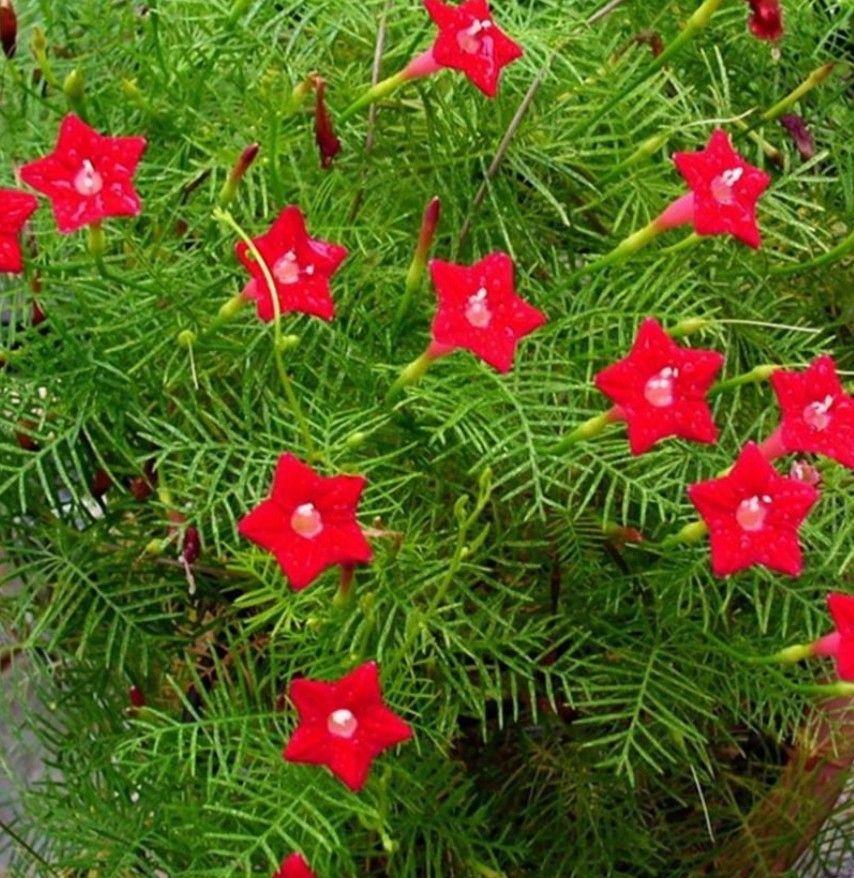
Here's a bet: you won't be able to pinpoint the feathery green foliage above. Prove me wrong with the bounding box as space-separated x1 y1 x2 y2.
1 0 852 876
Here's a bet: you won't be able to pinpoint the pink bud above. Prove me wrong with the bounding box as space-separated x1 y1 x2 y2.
312 75 341 170
0 0 17 59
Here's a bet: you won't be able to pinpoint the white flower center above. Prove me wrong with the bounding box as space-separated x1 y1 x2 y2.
73 159 103 196
290 502 323 539
710 167 743 205
735 495 771 532
327 708 358 738
643 366 678 408
802 395 834 431
273 251 301 285
465 287 492 328
457 19 491 53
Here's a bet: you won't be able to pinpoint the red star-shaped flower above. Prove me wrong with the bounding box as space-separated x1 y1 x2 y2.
687 442 819 577
0 188 38 273
429 252 545 373
813 593 854 682
274 853 315 878
594 318 724 455
673 129 771 248
424 0 523 97
768 355 854 470
19 113 146 234
236 206 347 323
746 0 783 41
283 661 413 792
238 453 371 590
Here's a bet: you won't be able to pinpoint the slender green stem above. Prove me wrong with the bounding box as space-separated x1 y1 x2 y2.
213 208 315 457
565 0 723 138
386 349 436 403
709 364 779 395
576 220 662 276
549 409 619 454
660 520 708 548
790 681 854 698
341 70 408 121
770 229 854 276
761 62 836 122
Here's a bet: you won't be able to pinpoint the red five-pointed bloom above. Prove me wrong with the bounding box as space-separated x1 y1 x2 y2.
688 442 819 577
274 853 315 878
673 129 771 248
19 113 146 234
236 206 347 323
768 355 854 470
746 0 783 41
283 661 413 792
428 252 545 373
238 453 371 590
813 593 854 682
423 0 523 97
594 318 724 455
0 188 38 273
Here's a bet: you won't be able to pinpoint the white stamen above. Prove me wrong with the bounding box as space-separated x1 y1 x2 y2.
735 495 769 532
457 20 491 53
643 366 679 408
327 708 358 738
465 287 492 328
73 159 103 196
290 502 323 539
710 167 744 205
802 395 834 431
273 250 300 285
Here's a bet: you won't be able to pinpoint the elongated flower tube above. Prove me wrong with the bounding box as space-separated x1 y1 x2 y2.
343 0 522 119
768 594 854 682
582 130 771 273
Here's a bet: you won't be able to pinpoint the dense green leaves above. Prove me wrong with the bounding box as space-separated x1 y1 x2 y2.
0 0 851 875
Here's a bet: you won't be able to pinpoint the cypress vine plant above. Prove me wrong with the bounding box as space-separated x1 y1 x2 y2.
0 0 852 876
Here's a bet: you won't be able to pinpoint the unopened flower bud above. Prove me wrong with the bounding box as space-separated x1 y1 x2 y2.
63 68 85 106
312 75 341 170
218 142 260 205
0 0 17 59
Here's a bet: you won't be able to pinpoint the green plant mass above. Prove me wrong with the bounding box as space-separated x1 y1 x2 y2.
0 0 851 876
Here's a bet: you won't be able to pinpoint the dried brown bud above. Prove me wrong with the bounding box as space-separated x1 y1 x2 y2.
779 114 815 160
90 468 111 498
